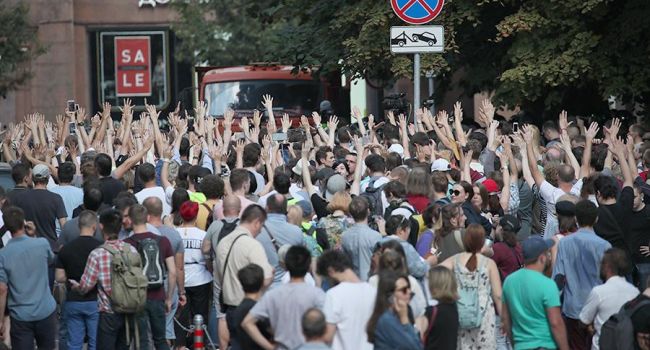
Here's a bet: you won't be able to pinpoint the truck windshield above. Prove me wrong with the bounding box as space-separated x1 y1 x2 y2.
204 80 321 116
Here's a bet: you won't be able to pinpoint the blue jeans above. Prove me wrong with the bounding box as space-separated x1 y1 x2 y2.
165 292 178 340
64 300 99 350
495 315 512 350
137 299 170 350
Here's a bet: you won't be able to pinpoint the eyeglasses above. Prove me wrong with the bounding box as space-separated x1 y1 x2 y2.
396 286 411 294
450 189 461 196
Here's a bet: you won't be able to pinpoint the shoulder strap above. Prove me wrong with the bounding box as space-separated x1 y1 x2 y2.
263 225 281 252
423 306 438 345
221 234 247 281
453 230 464 250
509 245 523 268
102 243 119 256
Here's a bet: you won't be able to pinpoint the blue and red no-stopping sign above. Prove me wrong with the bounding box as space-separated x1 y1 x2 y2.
390 0 444 25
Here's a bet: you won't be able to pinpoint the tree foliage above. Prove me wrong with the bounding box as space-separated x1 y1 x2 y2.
173 0 650 118
0 1 45 98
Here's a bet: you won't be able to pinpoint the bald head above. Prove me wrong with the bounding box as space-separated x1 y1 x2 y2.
143 196 163 218
223 195 242 217
266 193 287 215
558 164 575 184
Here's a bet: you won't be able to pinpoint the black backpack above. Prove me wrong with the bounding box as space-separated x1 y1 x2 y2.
360 177 387 218
600 297 650 350
134 236 164 290
217 219 240 244
384 200 420 246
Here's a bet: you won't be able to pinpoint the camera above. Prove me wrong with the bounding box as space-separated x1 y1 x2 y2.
382 93 409 116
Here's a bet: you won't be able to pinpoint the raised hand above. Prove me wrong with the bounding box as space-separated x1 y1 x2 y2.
195 101 208 120
604 117 621 140
328 115 339 131
453 101 463 123
262 94 273 111
76 107 88 124
249 126 260 143
224 108 234 129
558 110 571 131
480 99 495 126
387 110 396 126
119 98 133 121
208 144 222 162
252 109 261 128
281 113 291 132
585 122 600 142
240 116 250 133
311 112 322 127
235 139 245 155
91 114 101 129
300 115 310 130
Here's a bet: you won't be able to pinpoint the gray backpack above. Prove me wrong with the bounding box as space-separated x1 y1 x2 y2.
599 297 650 350
103 244 148 314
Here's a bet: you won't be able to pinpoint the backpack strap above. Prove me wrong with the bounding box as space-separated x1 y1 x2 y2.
453 230 464 250
625 298 650 316
423 306 439 345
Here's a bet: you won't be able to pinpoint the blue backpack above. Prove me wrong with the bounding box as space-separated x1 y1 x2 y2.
454 255 488 329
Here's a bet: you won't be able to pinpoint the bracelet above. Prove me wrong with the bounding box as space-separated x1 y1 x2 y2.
77 122 85 127
193 156 199 159
198 135 204 139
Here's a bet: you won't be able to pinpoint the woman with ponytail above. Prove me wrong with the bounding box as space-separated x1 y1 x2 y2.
440 224 502 349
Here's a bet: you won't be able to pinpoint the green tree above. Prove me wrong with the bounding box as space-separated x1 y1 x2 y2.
173 0 650 119
0 1 45 98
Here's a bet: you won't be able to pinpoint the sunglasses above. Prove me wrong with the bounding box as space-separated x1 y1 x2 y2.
450 189 461 196
396 286 411 294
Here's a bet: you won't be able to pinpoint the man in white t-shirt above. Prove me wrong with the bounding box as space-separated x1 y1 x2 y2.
579 248 639 350
316 250 376 350
525 135 581 238
135 163 171 215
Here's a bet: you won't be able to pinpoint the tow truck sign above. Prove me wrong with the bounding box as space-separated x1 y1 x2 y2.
390 25 444 54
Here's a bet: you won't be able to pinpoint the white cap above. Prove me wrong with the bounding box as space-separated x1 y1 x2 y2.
387 143 404 156
430 159 451 172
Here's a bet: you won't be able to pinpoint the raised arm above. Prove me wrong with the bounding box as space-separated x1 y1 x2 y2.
523 125 545 187
580 122 599 179
350 135 364 196
113 137 154 179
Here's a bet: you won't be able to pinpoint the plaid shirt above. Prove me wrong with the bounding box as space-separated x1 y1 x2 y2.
79 240 137 313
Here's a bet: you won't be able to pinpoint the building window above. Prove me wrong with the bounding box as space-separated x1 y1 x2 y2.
97 30 169 109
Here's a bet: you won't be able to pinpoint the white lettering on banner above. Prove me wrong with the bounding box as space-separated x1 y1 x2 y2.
135 73 144 87
134 50 145 63
121 50 131 63
121 74 133 87
138 0 170 8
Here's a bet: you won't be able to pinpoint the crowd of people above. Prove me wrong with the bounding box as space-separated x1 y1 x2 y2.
0 96 648 350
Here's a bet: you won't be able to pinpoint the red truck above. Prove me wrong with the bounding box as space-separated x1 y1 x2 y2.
196 64 345 130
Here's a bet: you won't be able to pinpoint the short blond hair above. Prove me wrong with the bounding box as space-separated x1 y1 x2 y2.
428 266 459 303
287 205 303 226
326 191 352 214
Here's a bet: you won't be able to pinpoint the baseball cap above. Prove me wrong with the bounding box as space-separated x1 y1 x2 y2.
482 178 500 194
522 236 555 261
499 215 521 232
296 200 313 218
388 144 404 156
325 174 347 200
315 168 336 183
32 164 50 180
431 159 451 172
292 159 305 176
556 200 576 216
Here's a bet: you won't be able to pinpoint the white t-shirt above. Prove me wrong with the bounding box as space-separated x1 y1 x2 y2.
136 186 171 216
579 276 639 350
323 282 376 350
280 271 316 286
177 226 213 287
539 180 581 239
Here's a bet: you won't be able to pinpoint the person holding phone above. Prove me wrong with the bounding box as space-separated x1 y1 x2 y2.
365 271 423 350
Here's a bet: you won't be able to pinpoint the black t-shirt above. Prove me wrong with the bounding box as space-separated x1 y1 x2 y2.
6 186 29 206
594 203 627 252
11 188 67 252
55 236 102 301
99 176 126 206
619 187 650 264
629 294 650 347
227 298 272 350
424 302 459 350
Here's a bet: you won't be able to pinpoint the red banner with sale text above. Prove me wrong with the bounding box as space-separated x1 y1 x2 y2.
115 36 151 96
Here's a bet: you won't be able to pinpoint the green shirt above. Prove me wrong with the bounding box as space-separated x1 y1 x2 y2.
502 268 560 350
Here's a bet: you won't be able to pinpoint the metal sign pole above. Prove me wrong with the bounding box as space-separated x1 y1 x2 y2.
413 53 421 131
427 71 435 114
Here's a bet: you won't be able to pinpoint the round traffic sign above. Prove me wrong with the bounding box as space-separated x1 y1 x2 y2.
390 0 444 25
